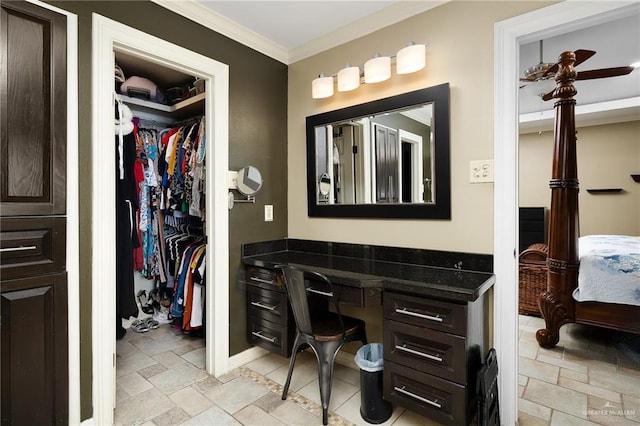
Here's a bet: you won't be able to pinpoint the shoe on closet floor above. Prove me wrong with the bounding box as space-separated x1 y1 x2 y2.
153 310 172 324
130 319 150 333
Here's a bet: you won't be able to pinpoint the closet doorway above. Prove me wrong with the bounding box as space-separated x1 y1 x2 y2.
91 14 229 425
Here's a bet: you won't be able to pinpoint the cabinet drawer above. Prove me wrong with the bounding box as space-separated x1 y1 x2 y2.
385 320 466 383
246 266 282 290
384 291 467 336
384 361 469 426
0 217 65 280
248 315 294 357
247 285 290 325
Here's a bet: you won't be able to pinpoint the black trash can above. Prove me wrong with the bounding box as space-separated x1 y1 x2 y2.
354 343 392 424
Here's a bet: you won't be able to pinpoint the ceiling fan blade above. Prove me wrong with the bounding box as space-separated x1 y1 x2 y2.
573 49 596 67
542 63 558 77
542 90 555 102
576 66 634 81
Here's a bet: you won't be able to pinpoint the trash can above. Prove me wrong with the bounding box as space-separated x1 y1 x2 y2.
354 343 392 424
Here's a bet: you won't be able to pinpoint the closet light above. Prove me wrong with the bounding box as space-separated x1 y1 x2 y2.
312 73 334 99
396 42 426 74
364 54 391 83
337 65 360 92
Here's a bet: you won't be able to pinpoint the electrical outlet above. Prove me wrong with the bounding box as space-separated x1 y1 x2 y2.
469 160 494 183
264 205 273 222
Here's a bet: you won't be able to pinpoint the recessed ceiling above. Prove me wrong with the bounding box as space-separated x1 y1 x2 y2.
197 1 398 51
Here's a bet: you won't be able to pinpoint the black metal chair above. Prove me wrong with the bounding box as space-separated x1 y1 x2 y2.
277 265 367 425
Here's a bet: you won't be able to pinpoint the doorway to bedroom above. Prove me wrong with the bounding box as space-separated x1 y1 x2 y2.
515 12 640 424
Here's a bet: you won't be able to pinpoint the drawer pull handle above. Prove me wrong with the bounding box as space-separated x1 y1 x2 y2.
306 287 333 297
251 331 277 343
395 344 443 363
250 276 275 285
250 301 277 311
395 308 443 322
0 245 37 253
394 386 442 409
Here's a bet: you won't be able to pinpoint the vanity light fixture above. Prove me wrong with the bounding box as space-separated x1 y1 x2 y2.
337 65 360 92
312 73 334 99
364 54 391 83
311 42 427 99
396 42 426 74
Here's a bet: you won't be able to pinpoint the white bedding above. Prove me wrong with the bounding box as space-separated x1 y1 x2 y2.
572 235 640 306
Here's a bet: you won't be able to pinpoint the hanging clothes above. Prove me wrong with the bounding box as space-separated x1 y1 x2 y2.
115 99 140 338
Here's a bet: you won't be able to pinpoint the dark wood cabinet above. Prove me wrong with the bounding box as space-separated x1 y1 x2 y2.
1 2 68 424
244 267 296 357
383 291 487 425
1 273 68 425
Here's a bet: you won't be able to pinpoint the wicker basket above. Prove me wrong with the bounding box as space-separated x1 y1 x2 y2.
518 243 548 316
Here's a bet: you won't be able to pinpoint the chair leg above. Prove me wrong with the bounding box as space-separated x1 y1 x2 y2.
315 341 341 426
282 336 303 400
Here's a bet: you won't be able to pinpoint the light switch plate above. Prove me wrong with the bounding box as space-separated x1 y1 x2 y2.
264 205 273 222
469 160 494 183
228 171 238 189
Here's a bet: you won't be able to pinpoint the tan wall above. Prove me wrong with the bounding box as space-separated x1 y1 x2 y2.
288 1 552 254
519 121 640 236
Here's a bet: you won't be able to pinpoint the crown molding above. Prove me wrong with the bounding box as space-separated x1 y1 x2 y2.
289 1 447 64
152 0 447 65
151 0 289 63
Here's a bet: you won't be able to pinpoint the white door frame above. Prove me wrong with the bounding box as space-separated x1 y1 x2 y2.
91 14 229 425
398 129 423 203
493 2 638 424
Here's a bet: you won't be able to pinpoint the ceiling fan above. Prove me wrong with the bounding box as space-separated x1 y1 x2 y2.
519 41 635 100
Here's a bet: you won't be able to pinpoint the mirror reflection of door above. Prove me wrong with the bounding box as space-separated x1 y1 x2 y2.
374 124 398 203
332 123 364 204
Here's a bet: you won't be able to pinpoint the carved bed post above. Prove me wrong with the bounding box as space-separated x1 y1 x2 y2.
536 51 580 348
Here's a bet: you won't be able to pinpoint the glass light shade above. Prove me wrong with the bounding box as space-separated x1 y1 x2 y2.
364 55 391 83
524 77 556 98
312 75 334 99
396 43 426 74
337 66 360 92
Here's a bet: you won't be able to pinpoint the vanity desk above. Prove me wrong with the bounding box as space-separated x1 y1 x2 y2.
240 239 494 426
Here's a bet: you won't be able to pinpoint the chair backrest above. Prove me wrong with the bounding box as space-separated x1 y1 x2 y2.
277 265 344 338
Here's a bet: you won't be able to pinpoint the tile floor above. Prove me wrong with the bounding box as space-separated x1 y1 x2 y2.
518 315 640 426
115 317 640 425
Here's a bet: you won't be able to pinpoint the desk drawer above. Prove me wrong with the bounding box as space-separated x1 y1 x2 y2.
384 361 468 426
385 320 466 383
247 285 290 325
0 217 66 280
246 266 281 290
384 291 467 336
248 315 294 357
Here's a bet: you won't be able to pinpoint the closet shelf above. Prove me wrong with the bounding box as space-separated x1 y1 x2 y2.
122 92 205 122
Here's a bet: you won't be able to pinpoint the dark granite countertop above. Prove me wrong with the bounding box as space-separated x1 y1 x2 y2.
241 240 495 302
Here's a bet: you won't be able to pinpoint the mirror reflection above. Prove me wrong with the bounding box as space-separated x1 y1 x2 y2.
314 103 434 205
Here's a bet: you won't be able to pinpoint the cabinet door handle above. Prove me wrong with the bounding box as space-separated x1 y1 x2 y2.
250 301 277 311
395 308 443 322
394 386 442 409
395 344 443 363
251 331 277 343
306 287 333 297
0 245 37 253
250 276 275 285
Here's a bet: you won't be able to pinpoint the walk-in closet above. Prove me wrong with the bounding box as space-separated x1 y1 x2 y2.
92 16 229 424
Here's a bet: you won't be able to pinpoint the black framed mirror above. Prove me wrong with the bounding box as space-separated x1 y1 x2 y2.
306 83 450 219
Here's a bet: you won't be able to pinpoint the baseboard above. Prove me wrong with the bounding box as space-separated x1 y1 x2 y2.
80 417 94 426
226 346 269 371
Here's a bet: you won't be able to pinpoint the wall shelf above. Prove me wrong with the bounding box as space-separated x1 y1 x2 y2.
631 174 640 183
121 92 205 122
586 188 623 194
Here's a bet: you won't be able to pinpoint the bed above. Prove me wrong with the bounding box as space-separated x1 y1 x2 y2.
535 51 640 348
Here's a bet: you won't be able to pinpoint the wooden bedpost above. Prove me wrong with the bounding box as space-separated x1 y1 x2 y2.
536 51 580 348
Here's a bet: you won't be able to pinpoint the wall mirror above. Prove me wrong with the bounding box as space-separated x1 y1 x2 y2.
306 83 450 219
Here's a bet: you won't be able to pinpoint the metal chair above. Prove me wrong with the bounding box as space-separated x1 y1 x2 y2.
277 265 367 425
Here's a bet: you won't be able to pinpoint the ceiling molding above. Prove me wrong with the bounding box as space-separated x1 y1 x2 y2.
151 0 447 65
519 96 640 134
288 1 448 64
151 0 289 63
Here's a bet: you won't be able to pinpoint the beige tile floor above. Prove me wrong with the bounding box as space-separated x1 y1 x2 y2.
115 317 640 425
518 315 640 426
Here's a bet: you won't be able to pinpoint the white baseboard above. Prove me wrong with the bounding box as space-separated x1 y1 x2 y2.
80 418 94 426
226 346 269 372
